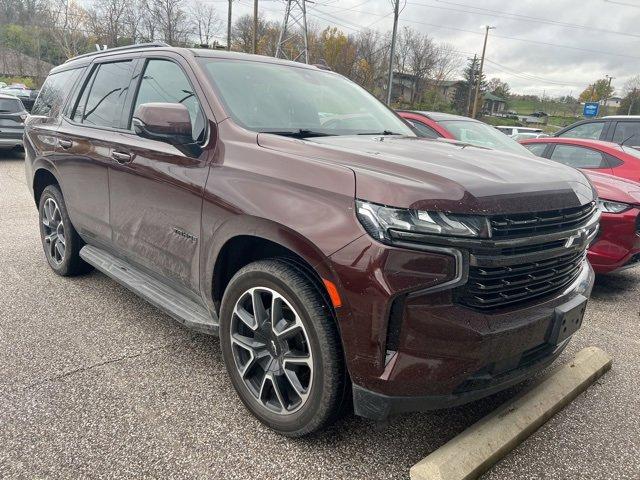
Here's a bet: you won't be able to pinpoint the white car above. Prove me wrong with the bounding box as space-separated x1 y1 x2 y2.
495 126 544 137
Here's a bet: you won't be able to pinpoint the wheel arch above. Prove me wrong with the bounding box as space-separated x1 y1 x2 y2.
32 162 62 206
203 217 349 321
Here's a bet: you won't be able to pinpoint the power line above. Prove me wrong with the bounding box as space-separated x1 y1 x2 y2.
408 0 640 39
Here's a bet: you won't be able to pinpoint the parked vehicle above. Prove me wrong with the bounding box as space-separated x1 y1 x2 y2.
495 125 544 136
521 137 640 183
512 132 549 142
555 116 640 148
25 44 598 436
583 172 640 273
0 94 28 150
0 87 36 111
397 110 533 156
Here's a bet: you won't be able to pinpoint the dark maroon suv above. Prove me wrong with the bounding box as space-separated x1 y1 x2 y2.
25 44 599 436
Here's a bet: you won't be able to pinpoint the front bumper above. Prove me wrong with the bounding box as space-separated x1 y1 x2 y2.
329 230 595 420
588 208 640 274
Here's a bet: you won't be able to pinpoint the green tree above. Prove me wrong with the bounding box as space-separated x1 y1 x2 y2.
451 58 486 116
578 78 614 103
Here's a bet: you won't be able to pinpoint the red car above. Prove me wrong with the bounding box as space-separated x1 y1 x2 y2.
521 137 640 183
583 171 640 274
397 110 534 157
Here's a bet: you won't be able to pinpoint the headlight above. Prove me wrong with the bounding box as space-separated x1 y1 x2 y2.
356 200 489 242
597 199 630 213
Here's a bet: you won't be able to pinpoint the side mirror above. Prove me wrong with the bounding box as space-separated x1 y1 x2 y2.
132 102 201 156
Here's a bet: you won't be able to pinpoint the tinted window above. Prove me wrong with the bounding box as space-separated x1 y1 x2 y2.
32 68 83 117
408 120 439 138
612 122 640 146
73 61 133 127
559 121 604 140
550 145 607 168
496 127 513 135
524 143 548 157
131 59 206 143
0 97 23 113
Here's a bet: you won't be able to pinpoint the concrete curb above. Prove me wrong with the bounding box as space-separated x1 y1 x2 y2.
410 346 613 480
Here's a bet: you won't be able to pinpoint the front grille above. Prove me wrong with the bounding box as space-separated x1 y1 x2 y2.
490 202 596 238
459 250 585 310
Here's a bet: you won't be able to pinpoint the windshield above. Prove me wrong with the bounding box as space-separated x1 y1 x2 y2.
440 120 533 156
198 58 414 137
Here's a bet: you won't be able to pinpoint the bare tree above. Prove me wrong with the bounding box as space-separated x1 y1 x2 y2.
86 0 129 47
46 0 89 59
407 31 437 105
149 0 191 45
190 0 222 47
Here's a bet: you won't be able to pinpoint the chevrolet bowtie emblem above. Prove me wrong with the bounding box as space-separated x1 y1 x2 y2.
565 229 587 248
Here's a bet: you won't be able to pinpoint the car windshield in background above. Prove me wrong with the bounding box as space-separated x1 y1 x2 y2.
0 98 22 113
198 59 414 137
440 120 532 156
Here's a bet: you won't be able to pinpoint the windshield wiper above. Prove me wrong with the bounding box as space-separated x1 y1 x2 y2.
263 129 335 138
357 130 402 136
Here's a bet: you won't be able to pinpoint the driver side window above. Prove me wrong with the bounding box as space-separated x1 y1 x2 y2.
131 59 206 143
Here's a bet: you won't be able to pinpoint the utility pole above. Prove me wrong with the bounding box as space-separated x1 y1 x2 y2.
253 0 258 54
602 74 615 116
276 1 309 63
227 0 232 51
466 55 477 117
386 0 400 105
472 25 495 119
629 88 638 115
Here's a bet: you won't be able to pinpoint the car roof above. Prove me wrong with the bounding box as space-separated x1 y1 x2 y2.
0 93 22 100
520 137 622 149
402 111 478 122
603 115 640 120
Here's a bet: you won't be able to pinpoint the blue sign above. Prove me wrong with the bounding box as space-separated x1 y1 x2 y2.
584 102 599 118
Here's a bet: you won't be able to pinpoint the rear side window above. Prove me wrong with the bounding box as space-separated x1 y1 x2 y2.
72 61 133 128
31 68 83 117
612 122 640 146
0 97 23 113
408 120 439 138
550 145 608 169
524 143 548 157
130 59 206 143
558 122 604 140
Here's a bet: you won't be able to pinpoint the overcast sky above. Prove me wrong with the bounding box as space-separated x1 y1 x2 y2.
219 0 640 98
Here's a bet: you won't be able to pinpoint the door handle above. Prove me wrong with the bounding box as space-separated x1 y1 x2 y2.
58 139 73 149
111 151 133 164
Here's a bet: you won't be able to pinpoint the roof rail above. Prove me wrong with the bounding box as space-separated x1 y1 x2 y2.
64 42 170 63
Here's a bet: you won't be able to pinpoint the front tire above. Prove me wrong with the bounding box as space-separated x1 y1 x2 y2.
220 259 346 437
38 185 92 276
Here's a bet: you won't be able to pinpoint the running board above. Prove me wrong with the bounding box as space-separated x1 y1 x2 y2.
80 245 218 336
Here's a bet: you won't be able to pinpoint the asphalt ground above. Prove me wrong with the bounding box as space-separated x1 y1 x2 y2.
1 149 638 479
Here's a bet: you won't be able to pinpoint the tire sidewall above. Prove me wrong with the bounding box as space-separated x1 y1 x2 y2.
38 185 76 275
220 265 335 435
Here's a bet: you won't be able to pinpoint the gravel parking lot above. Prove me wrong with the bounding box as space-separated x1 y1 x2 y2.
1 150 639 479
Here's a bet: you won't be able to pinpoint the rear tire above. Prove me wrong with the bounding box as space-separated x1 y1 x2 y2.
38 185 92 276
220 259 346 437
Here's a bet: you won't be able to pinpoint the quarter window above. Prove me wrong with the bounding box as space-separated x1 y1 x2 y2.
549 145 608 169
558 122 605 140
408 120 440 138
72 61 133 128
524 143 548 157
131 59 206 143
32 68 84 117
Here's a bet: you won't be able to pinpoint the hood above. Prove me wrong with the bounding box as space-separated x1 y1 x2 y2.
584 171 640 206
258 134 595 215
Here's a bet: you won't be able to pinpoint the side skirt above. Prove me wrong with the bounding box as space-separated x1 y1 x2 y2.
80 245 219 335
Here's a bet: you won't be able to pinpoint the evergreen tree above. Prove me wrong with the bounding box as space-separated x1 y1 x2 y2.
451 58 487 116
